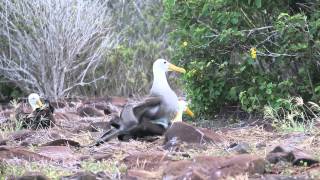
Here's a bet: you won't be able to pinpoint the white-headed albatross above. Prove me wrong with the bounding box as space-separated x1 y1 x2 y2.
171 99 194 123
95 59 191 145
144 58 187 129
28 93 45 110
15 93 55 129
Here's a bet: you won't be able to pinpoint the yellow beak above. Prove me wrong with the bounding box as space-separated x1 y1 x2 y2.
168 63 186 73
185 107 194 117
36 99 44 109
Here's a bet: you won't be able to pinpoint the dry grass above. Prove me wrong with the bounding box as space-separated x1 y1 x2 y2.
1 123 320 179
1 97 320 179
264 97 318 134
1 160 72 179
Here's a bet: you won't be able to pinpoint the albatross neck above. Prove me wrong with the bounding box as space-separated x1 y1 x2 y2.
150 69 172 95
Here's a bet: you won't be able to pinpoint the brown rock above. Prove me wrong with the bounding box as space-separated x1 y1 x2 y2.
15 102 33 115
266 145 319 166
261 174 312 180
41 139 81 147
0 110 12 122
95 171 112 179
48 132 62 139
71 123 97 133
256 142 267 149
90 102 109 110
198 127 225 142
262 123 275 132
89 121 109 132
80 154 113 162
9 130 35 141
54 112 80 122
0 139 7 145
109 96 128 107
164 122 223 145
305 164 320 178
162 160 192 178
266 151 291 164
20 141 31 147
93 154 113 161
0 147 50 161
67 102 76 108
50 101 66 109
313 119 320 129
81 99 118 115
163 154 266 179
227 142 251 154
126 169 162 180
0 115 8 124
61 172 97 180
82 97 109 104
13 172 49 180
36 146 76 161
77 106 104 117
122 151 171 171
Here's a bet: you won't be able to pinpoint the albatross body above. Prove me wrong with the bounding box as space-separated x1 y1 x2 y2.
95 59 192 145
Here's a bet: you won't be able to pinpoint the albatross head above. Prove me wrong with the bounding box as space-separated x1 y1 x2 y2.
151 59 186 96
178 99 194 117
153 59 186 74
172 99 194 122
28 93 44 111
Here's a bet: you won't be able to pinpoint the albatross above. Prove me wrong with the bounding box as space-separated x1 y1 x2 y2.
144 58 187 129
171 99 194 123
15 93 55 129
95 59 192 145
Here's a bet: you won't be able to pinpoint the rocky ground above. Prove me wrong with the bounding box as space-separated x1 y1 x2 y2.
0 97 320 180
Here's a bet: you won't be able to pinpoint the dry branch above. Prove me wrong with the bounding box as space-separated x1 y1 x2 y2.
0 0 119 98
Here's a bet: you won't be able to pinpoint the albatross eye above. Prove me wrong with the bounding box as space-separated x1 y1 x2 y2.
164 61 167 64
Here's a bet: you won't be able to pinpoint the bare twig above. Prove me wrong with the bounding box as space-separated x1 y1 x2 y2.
0 0 118 98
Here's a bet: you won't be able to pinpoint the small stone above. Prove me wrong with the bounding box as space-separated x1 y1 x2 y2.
266 145 319 166
256 142 267 149
227 142 251 154
61 172 97 180
15 172 49 180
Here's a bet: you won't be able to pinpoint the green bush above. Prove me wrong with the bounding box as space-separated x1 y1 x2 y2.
164 0 320 118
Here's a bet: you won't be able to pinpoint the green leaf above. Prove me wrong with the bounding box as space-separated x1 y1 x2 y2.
315 86 320 93
231 17 238 25
165 0 175 8
247 58 254 65
201 3 209 15
240 66 246 72
266 89 272 95
228 87 237 100
278 13 289 20
255 0 261 8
